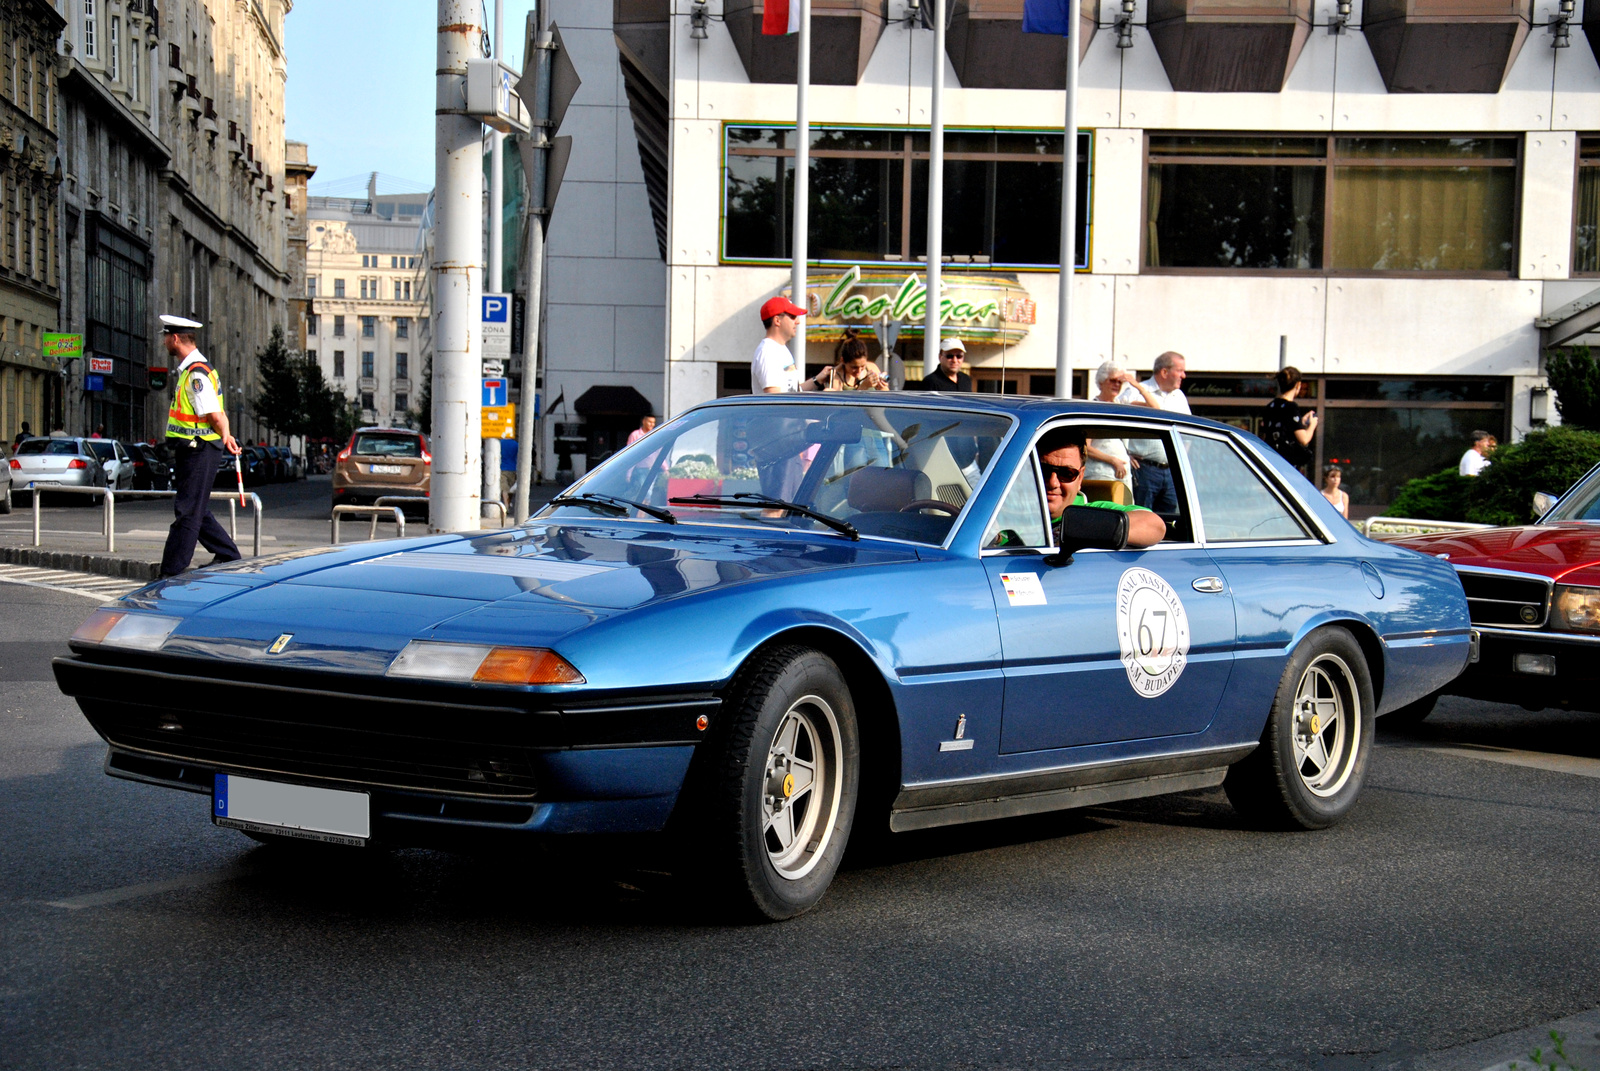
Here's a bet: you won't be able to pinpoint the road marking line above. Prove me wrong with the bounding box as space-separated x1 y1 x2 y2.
1419 743 1600 780
43 868 242 910
0 565 140 601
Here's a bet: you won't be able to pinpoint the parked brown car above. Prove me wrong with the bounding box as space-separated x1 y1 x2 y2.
331 427 430 510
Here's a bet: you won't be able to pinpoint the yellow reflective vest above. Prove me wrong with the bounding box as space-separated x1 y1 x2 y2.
166 361 223 442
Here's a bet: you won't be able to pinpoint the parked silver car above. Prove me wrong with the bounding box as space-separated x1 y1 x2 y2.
84 439 135 490
10 438 111 499
0 445 12 514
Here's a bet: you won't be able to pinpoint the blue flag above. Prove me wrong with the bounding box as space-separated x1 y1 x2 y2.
1021 0 1071 35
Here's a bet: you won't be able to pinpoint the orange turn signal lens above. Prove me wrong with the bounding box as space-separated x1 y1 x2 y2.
71 609 125 645
472 647 585 685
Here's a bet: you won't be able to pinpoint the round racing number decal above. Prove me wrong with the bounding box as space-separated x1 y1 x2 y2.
1116 567 1191 698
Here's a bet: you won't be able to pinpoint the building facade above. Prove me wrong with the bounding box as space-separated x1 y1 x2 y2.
1 0 66 440
305 191 429 429
284 139 315 349
602 0 1600 513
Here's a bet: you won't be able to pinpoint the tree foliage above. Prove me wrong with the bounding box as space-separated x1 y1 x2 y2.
253 325 362 441
408 352 433 435
1546 346 1600 431
1384 425 1600 525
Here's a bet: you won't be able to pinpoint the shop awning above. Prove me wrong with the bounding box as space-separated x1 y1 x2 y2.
574 385 653 417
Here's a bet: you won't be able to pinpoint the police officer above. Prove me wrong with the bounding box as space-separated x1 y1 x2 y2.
158 315 243 577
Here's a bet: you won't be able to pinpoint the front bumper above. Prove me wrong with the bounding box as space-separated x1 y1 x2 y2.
54 653 714 839
1441 626 1600 712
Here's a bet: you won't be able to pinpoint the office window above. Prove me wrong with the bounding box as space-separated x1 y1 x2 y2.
333 314 345 336
361 351 374 378
395 393 408 413
333 350 345 377
83 0 97 59
307 313 319 334
361 316 375 338
724 126 1091 269
396 317 409 338
109 16 120 81
410 257 418 268
403 281 412 300
129 36 139 100
307 348 317 363
333 278 345 297
306 276 317 297
1576 137 1600 274
1146 135 1518 274
361 391 374 411
393 279 401 300
395 352 408 378
391 256 399 268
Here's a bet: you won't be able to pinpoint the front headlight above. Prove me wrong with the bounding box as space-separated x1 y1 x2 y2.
1553 585 1600 632
70 609 181 650
386 640 585 685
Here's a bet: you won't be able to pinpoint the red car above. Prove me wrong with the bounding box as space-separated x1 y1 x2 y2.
1389 463 1600 719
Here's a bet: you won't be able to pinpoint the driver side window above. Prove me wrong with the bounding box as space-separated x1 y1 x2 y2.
984 461 1050 549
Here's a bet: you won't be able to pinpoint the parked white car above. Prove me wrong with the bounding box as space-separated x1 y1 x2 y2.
84 439 135 490
0 445 12 514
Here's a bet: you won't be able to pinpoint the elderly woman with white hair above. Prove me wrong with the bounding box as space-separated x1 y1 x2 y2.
1082 360 1156 497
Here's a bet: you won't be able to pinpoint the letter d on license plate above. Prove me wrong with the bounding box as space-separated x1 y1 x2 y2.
213 774 370 846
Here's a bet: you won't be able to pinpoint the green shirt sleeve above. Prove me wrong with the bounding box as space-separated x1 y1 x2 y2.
1070 492 1151 513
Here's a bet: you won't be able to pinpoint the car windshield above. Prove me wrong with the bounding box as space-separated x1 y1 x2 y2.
17 440 79 456
86 441 116 461
353 433 421 458
1544 470 1600 522
547 402 1012 545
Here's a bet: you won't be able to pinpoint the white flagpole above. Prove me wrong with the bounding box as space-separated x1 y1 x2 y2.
791 0 812 367
922 0 946 378
1054 0 1081 398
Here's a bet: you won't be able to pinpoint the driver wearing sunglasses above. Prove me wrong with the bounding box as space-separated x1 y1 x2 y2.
1039 427 1167 549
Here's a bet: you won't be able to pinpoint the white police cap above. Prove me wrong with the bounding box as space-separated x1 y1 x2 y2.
160 314 203 332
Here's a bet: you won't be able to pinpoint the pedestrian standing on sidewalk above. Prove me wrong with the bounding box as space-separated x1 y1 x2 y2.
1259 366 1317 468
751 296 815 502
11 422 31 448
1117 351 1191 512
158 315 242 578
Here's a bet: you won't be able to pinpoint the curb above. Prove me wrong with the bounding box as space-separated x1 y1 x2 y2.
0 546 161 581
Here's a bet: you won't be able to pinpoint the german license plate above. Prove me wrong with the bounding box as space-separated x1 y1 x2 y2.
213 773 370 846
370 464 405 475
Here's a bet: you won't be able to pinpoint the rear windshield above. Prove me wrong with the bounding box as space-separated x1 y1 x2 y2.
17 440 79 456
353 433 422 458
86 442 116 461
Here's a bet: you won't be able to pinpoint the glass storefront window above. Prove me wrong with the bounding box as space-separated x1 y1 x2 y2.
1575 137 1600 275
1320 407 1495 509
1147 134 1518 275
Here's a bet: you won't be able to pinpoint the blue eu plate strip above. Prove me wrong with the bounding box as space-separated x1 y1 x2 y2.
213 773 229 817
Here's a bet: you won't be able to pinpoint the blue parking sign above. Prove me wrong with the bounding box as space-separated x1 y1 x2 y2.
482 294 509 323
482 378 507 407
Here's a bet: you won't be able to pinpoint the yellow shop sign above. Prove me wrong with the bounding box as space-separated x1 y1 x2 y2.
795 266 1035 344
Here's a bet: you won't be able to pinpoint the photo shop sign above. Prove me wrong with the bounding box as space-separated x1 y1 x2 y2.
792 266 1036 344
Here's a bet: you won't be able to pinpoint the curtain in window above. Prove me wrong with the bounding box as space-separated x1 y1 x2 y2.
1145 166 1162 266
1329 167 1514 272
1291 166 1317 269
1577 168 1600 274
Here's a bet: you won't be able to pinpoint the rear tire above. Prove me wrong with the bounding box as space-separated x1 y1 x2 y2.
0 483 10 514
1225 626 1375 831
690 645 860 921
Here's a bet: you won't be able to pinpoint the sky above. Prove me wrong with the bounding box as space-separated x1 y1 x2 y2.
285 0 537 196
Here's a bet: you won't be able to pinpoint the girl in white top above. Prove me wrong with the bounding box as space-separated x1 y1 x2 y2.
1321 465 1350 518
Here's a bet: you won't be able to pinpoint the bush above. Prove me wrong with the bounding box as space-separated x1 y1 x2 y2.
1547 346 1600 431
1465 425 1600 526
1383 470 1475 521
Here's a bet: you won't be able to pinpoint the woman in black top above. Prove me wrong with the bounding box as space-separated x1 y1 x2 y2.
1262 366 1317 466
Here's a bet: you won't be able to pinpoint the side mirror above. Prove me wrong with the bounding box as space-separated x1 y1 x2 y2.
1533 491 1559 518
1047 505 1129 565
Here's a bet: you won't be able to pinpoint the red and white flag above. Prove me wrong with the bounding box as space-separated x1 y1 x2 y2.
763 0 800 34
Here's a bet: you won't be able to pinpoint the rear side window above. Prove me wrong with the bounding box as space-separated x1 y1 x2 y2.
353 433 422 458
1182 434 1310 542
87 442 116 461
17 440 80 456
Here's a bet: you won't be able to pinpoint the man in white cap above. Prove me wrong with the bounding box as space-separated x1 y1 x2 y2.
158 315 243 577
918 338 973 392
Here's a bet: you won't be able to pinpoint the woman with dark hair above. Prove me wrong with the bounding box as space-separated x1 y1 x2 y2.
1261 365 1317 466
812 329 888 391
1320 465 1349 517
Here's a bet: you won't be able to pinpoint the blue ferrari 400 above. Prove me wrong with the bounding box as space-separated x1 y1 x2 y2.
55 395 1472 919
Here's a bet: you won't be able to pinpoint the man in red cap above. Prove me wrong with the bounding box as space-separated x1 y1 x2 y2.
753 296 816 394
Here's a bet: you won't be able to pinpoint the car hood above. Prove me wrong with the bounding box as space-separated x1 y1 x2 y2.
1389 523 1600 586
139 521 919 673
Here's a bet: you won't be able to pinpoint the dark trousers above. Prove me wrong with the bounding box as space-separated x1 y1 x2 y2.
1133 461 1178 513
160 439 241 577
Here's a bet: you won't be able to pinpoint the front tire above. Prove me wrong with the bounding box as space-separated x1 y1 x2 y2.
1225 626 1375 830
0 483 10 514
698 646 859 921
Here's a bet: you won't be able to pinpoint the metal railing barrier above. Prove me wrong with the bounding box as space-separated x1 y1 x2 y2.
332 504 406 544
371 495 507 529
23 483 264 556
1361 516 1494 538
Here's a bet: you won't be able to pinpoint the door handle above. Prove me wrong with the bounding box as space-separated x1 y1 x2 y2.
1191 576 1225 593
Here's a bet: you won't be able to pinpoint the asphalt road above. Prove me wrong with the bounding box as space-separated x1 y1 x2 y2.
3 581 1598 1071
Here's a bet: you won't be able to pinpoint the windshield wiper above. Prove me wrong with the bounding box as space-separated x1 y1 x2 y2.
549 492 678 524
669 493 859 540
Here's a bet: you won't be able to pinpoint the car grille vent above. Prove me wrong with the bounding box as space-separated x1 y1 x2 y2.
1457 570 1551 629
85 701 540 799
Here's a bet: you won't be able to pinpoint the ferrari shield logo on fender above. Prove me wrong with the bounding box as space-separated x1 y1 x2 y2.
1115 568 1191 698
268 634 293 654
